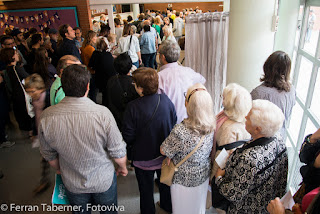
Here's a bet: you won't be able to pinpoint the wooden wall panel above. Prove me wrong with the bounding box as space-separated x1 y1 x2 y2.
143 2 223 13
0 0 92 34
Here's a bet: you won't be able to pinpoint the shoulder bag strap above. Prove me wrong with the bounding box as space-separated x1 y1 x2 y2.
127 35 132 52
144 94 160 128
175 135 206 168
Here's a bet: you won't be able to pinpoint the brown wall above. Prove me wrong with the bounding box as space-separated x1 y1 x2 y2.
0 0 92 34
144 2 223 13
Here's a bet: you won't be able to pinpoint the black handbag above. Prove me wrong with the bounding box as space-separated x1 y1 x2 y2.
211 176 230 211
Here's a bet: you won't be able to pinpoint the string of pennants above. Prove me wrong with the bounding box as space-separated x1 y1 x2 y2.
0 10 60 31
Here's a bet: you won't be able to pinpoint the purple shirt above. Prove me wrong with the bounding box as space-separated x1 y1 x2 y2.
158 62 206 124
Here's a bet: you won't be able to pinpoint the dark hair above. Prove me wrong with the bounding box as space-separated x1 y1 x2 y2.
0 48 15 65
132 67 158 96
114 53 132 75
31 33 42 46
176 12 180 16
100 25 110 37
114 18 121 26
0 35 14 45
23 32 30 40
33 47 50 88
143 25 150 32
61 64 90 97
96 39 108 52
73 27 82 32
261 51 291 92
127 15 133 22
59 24 70 38
29 28 37 35
138 14 145 21
44 27 50 34
122 24 131 36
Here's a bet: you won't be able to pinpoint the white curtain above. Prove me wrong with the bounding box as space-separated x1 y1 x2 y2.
185 12 229 114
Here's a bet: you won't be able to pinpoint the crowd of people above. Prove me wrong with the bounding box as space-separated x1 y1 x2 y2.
0 7 319 214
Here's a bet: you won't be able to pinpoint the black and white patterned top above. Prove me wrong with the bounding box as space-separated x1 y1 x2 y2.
217 135 288 213
161 122 214 187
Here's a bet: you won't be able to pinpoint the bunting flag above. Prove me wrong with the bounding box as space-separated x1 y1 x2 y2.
4 23 9 28
35 14 39 22
15 16 19 24
19 16 24 23
24 28 29 32
46 20 51 26
53 12 60 20
39 12 44 19
50 16 55 23
30 15 35 22
4 14 8 22
9 15 14 23
38 24 44 31
24 16 29 24
0 21 4 28
43 22 47 28
44 11 48 17
0 13 4 20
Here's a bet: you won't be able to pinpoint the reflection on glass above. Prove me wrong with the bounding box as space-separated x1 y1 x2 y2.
288 104 304 146
295 6 304 47
303 7 319 56
296 57 313 102
310 68 320 121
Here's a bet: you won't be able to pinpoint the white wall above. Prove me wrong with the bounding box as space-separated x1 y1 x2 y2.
226 0 276 91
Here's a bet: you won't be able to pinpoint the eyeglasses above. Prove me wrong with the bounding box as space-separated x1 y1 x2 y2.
184 88 206 102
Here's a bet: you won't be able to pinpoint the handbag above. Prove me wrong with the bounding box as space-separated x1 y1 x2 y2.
160 135 205 186
13 66 34 118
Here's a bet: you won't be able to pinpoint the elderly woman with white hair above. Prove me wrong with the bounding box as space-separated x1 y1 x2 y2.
215 99 288 213
160 83 215 214
211 83 252 180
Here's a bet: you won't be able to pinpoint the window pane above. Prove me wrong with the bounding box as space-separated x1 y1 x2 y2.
296 5 304 47
288 160 304 193
303 7 319 56
304 118 317 140
286 138 296 169
296 57 313 102
310 68 320 121
288 104 304 146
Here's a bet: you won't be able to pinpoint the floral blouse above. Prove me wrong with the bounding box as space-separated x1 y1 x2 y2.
217 135 288 213
161 122 214 187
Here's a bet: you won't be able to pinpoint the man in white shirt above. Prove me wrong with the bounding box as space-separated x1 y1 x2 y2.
173 12 184 42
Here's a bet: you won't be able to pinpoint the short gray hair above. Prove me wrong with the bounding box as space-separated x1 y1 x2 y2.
249 99 284 137
159 40 180 63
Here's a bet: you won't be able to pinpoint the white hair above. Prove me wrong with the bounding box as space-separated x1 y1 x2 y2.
223 83 252 123
185 83 216 134
250 99 284 137
162 25 173 37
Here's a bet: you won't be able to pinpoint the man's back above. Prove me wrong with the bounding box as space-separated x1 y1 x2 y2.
158 62 205 123
39 97 126 193
57 38 81 60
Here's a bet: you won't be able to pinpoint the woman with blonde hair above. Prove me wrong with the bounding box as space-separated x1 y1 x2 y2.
152 16 162 36
162 25 176 43
161 83 215 214
211 83 252 178
80 30 97 102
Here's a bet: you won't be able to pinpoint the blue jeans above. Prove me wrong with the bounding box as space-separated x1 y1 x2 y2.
141 53 156 68
65 173 118 214
132 60 139 68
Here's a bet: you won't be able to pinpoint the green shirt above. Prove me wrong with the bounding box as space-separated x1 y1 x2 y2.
50 77 65 105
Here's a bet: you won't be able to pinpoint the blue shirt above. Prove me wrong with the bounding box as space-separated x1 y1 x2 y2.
140 31 156 54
